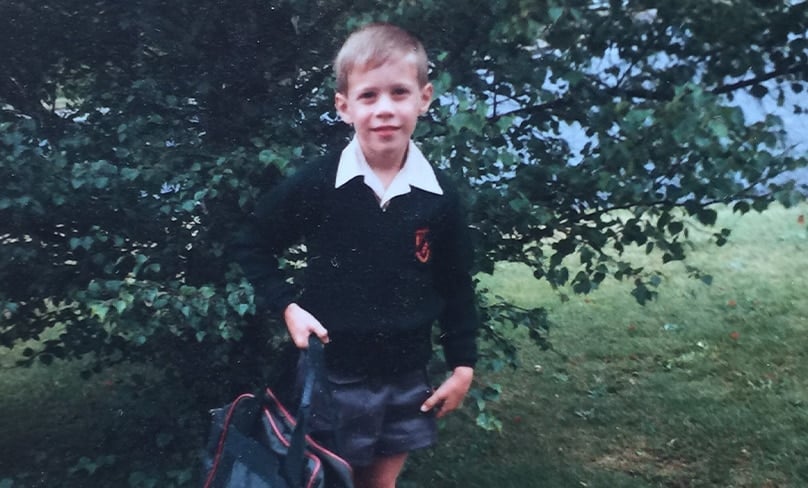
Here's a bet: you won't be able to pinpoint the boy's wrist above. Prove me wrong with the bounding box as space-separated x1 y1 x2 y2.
452 365 474 380
283 302 299 319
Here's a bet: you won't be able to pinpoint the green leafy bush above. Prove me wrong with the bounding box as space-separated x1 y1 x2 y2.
1 1 806 469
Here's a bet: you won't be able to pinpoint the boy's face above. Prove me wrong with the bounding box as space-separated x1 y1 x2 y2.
335 53 433 168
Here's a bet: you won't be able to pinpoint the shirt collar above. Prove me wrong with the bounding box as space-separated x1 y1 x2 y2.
335 137 443 207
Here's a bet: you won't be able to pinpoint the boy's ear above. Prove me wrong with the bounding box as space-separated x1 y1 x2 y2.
419 83 434 115
334 92 353 124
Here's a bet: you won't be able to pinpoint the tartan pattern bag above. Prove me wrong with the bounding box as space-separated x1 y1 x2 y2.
202 339 354 488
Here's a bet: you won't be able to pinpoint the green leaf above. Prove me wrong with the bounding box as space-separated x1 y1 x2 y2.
121 168 140 181
475 412 503 432
733 201 750 214
630 281 655 305
94 176 110 189
752 199 769 212
113 300 128 314
697 208 718 226
750 84 768 97
258 149 274 164
90 303 109 321
708 119 728 138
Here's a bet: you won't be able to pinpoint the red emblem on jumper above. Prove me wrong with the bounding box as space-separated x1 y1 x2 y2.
414 227 431 263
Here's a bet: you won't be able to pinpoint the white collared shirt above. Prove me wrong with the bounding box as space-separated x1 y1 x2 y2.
334 137 444 209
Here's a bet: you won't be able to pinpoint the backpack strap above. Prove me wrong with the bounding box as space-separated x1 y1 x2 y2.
283 335 326 487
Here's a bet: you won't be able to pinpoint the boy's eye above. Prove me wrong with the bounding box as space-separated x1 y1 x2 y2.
359 91 376 99
392 87 409 96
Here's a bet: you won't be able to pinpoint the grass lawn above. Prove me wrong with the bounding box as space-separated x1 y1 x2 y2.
2 202 807 487
405 202 808 487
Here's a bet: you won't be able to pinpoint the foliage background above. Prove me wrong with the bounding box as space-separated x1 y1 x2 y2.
1 0 806 484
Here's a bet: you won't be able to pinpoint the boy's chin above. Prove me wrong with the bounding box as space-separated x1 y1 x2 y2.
363 135 408 150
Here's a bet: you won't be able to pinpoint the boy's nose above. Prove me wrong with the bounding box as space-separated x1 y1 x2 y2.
375 94 394 115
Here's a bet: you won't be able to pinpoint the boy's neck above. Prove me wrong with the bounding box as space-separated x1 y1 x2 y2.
365 147 407 189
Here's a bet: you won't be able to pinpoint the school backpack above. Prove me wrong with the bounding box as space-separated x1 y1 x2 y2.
201 338 354 488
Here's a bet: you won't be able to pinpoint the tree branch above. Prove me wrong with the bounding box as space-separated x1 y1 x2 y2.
487 61 807 123
713 62 807 95
488 95 572 122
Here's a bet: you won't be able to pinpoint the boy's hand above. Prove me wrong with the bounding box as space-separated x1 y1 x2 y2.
283 303 329 349
420 366 473 418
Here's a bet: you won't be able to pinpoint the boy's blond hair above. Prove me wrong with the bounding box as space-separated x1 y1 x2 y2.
334 22 429 94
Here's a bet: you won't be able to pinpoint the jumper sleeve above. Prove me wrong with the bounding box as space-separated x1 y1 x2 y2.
229 163 322 316
433 187 479 370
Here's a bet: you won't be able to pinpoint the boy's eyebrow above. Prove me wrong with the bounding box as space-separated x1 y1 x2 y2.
356 81 413 90
348 76 419 95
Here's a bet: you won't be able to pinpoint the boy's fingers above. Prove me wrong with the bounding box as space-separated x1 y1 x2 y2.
435 397 459 418
292 326 329 349
420 391 444 413
312 323 330 344
421 382 468 417
420 395 435 413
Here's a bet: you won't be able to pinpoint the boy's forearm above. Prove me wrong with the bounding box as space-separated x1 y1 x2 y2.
231 167 317 315
435 190 479 370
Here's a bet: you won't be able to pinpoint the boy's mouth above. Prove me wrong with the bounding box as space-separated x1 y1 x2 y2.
372 126 399 136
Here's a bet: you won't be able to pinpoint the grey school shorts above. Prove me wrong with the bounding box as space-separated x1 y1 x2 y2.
307 368 438 467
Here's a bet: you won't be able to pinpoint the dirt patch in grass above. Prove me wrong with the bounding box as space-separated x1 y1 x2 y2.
592 440 692 479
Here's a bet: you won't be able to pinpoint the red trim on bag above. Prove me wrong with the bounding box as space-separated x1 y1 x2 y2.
265 388 354 473
263 404 322 488
265 388 291 418
305 438 353 472
305 457 320 488
203 393 255 488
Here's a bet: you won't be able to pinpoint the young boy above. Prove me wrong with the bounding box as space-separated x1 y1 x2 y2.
233 23 478 488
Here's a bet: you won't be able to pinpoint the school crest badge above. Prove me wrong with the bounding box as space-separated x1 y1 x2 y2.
414 227 431 263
